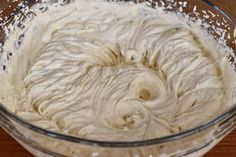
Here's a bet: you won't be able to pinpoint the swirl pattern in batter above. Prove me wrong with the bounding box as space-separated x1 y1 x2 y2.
0 1 233 141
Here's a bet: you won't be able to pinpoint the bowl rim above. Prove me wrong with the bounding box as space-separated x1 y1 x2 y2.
1 103 236 147
0 0 236 148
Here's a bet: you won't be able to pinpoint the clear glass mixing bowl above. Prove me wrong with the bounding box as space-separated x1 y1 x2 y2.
0 0 236 157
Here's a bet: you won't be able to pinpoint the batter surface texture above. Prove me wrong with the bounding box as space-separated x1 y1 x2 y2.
0 0 233 141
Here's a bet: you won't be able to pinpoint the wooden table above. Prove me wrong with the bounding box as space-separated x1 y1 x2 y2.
0 0 236 157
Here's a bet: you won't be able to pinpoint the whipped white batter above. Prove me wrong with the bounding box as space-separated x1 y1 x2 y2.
0 0 234 141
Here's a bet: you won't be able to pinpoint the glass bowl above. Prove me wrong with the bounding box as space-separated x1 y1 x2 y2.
0 0 236 157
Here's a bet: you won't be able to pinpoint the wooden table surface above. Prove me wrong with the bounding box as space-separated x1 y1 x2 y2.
0 0 236 157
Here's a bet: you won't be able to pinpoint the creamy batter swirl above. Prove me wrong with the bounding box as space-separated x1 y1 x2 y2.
0 1 233 141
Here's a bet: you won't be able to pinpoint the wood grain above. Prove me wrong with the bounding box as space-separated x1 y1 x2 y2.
0 0 236 157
